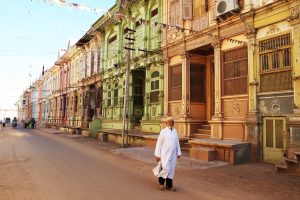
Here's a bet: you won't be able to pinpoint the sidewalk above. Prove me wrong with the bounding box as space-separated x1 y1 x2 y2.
36 127 228 170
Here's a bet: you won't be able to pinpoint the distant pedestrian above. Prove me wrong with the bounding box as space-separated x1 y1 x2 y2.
29 118 36 129
0 120 2 131
154 116 181 191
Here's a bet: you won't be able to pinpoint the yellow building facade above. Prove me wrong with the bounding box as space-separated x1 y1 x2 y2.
162 0 300 165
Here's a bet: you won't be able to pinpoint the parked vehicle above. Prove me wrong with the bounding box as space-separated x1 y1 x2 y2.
12 121 17 128
5 117 11 124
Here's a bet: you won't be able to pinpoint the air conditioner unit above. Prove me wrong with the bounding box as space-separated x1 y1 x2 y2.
216 0 239 17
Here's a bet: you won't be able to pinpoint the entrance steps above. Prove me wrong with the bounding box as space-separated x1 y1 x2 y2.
189 138 251 164
276 152 300 176
191 124 211 139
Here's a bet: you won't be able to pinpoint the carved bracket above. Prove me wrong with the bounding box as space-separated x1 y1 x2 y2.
292 75 300 80
249 80 259 86
239 10 256 36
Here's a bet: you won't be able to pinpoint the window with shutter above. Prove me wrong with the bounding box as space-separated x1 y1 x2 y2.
135 19 143 56
259 33 292 92
74 95 78 112
113 83 118 106
108 35 118 68
91 52 94 75
193 0 206 19
97 47 101 72
150 71 160 103
222 47 248 96
107 84 112 107
169 65 182 101
150 8 159 50
182 0 192 20
170 0 180 26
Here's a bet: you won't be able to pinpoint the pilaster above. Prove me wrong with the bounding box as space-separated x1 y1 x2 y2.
242 0 254 13
163 57 169 116
290 18 300 113
210 39 223 139
211 39 222 119
181 53 190 118
158 62 164 117
143 64 150 120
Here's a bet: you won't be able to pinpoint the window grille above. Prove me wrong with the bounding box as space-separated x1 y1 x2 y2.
259 33 292 92
222 47 248 96
169 65 182 101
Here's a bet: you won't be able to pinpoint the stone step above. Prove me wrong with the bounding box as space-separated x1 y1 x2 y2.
198 125 211 130
196 129 211 135
182 142 191 149
294 152 300 160
189 139 251 164
181 147 191 152
192 133 211 139
284 157 298 165
190 147 216 162
275 164 288 173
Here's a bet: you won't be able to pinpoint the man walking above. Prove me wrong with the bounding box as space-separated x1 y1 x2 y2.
154 116 181 191
29 118 36 129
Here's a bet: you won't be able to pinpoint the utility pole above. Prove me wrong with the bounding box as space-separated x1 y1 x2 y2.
122 28 135 148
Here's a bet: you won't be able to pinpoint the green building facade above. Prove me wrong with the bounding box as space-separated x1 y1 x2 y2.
97 0 163 133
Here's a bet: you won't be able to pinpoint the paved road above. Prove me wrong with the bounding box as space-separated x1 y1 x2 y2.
1 127 300 200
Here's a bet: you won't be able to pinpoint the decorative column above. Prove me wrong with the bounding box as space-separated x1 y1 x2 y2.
247 33 258 114
95 81 102 118
241 0 253 13
181 53 190 118
118 76 124 120
245 32 261 162
143 64 150 120
290 16 300 113
158 62 164 117
77 88 84 127
212 40 222 118
287 10 300 154
163 56 169 117
240 10 260 161
210 39 223 139
102 80 106 119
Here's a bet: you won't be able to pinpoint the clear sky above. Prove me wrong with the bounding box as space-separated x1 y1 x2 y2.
0 0 115 117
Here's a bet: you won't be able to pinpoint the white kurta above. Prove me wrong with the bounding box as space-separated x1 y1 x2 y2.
154 127 181 179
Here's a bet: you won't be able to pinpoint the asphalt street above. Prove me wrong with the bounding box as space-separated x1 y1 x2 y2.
0 126 300 200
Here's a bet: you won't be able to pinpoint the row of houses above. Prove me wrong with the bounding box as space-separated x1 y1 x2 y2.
17 0 300 169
